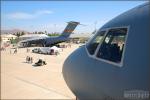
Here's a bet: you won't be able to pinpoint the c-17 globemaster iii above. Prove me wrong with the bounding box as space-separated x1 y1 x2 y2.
63 2 150 100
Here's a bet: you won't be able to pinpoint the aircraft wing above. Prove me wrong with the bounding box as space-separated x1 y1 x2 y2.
19 37 47 43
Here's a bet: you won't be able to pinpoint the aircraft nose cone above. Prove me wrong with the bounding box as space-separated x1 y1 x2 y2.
62 46 107 99
62 46 87 91
63 49 79 84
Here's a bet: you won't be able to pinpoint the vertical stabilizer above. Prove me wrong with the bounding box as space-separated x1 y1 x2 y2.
60 21 80 37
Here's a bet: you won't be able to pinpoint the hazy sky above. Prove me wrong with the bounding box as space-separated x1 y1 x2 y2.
1 1 147 33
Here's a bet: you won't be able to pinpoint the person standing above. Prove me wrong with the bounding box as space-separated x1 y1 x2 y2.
30 57 33 63
28 57 30 63
26 56 29 63
14 48 17 54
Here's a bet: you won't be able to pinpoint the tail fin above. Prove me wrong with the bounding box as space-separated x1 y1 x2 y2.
60 21 80 37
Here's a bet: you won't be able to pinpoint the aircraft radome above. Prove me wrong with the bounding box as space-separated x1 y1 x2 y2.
63 2 150 100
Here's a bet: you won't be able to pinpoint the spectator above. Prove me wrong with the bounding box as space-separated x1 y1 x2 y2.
26 56 29 63
14 48 17 54
30 57 33 63
28 57 30 63
27 48 30 53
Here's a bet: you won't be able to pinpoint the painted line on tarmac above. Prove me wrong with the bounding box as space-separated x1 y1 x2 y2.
14 76 73 99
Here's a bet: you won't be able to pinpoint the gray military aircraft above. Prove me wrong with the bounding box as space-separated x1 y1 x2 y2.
63 2 150 100
19 21 79 47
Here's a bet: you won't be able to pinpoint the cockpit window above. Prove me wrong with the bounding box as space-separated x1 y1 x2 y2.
96 28 127 63
86 31 105 55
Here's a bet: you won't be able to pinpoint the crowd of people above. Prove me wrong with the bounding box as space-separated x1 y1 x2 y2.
1 42 74 67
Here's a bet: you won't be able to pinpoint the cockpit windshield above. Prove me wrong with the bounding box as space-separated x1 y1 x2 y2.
86 31 106 55
97 28 127 63
86 27 128 65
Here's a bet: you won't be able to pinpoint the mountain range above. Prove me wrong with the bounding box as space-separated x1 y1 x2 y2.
0 29 29 34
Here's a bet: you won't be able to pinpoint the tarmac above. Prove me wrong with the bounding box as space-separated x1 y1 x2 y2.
1 43 80 99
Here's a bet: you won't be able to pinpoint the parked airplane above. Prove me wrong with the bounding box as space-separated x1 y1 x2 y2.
63 2 150 100
19 21 80 47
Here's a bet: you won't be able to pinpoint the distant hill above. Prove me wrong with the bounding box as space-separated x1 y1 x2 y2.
0 29 30 35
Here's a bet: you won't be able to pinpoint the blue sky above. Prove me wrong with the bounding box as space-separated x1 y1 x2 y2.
1 1 147 33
